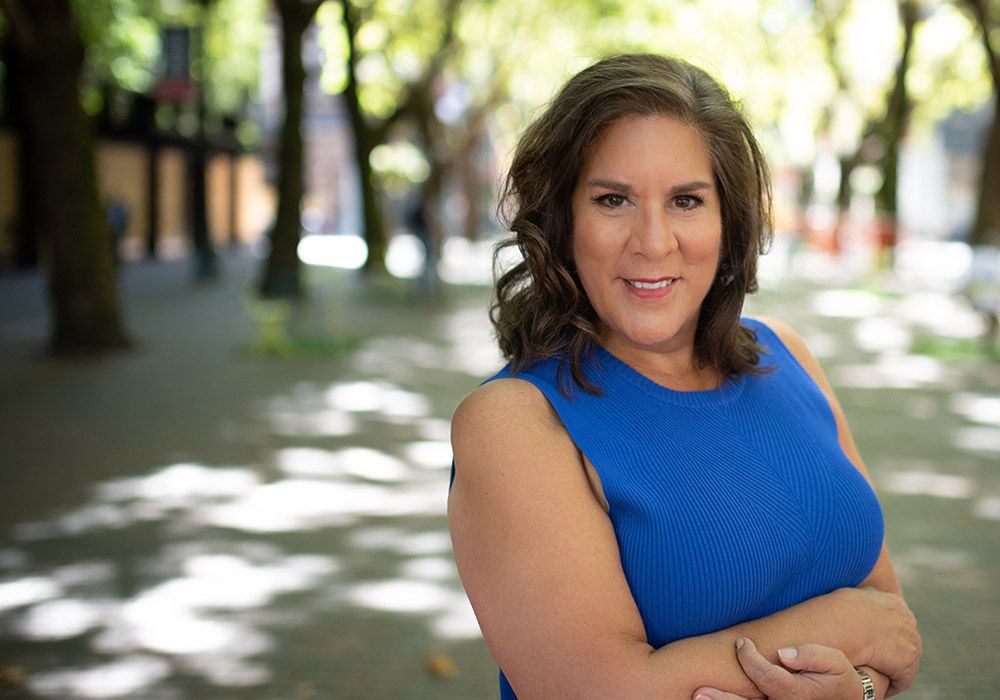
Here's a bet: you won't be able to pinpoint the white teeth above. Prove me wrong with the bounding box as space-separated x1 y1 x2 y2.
629 279 674 290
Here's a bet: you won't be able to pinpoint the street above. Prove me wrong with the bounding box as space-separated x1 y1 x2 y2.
1 246 998 699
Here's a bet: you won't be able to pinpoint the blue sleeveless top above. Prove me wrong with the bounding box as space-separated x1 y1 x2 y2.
480 319 884 699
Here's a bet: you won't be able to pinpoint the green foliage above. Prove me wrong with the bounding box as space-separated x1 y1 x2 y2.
76 0 162 93
67 0 265 115
203 0 268 112
318 2 351 94
909 2 992 132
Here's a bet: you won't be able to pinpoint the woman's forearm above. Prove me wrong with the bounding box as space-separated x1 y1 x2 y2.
637 586 917 699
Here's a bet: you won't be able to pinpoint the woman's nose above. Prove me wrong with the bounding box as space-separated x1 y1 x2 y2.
631 206 678 258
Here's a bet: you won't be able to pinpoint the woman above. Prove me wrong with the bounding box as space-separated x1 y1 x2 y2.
448 54 920 700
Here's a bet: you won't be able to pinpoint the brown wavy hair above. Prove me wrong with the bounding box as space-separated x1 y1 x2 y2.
491 53 773 393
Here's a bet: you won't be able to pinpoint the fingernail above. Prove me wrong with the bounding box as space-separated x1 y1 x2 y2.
736 637 745 650
694 694 714 700
778 646 797 660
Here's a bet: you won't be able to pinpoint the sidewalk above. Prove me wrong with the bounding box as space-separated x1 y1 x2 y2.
1 249 999 699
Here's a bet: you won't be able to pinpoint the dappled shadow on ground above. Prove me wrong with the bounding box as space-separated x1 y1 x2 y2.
1 254 1000 698
0 289 500 699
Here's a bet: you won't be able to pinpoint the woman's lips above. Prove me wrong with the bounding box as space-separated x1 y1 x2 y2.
626 278 675 290
624 277 677 299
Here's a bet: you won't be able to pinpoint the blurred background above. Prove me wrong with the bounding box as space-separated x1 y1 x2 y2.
0 0 999 698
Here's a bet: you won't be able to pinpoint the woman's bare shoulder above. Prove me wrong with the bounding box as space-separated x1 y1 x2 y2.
451 377 577 482
453 377 563 438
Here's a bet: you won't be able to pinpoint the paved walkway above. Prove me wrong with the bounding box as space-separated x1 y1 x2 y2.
0 248 998 699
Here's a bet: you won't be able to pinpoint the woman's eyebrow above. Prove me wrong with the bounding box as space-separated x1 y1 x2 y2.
585 178 634 193
585 179 714 195
669 180 713 195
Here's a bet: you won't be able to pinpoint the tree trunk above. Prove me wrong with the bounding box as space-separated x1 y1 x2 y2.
147 143 161 258
9 0 130 352
970 98 1000 247
874 0 919 218
339 0 387 276
966 0 1000 246
458 118 486 240
259 0 320 297
190 138 218 279
2 37 40 268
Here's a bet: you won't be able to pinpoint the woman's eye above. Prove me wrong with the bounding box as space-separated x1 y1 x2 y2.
596 194 627 208
674 195 703 210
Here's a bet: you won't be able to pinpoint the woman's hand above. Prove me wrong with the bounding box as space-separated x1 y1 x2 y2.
693 638 873 700
836 587 920 694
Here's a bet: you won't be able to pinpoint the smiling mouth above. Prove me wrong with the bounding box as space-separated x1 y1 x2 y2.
626 278 676 290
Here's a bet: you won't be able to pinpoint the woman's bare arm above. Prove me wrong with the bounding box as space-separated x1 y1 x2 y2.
449 373 918 700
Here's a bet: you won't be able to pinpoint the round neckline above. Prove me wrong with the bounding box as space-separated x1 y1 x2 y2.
593 345 747 407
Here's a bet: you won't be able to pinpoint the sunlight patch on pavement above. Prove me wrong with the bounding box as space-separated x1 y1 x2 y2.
440 307 503 376
811 289 887 318
831 354 949 389
342 447 413 481
180 656 270 687
267 406 358 437
880 471 974 499
347 579 453 613
0 576 62 610
325 379 434 418
895 545 973 575
347 526 410 551
342 542 482 640
344 577 483 640
137 554 339 611
99 463 259 503
385 233 426 279
416 417 451 439
297 234 368 270
973 497 1000 521
438 236 507 285
852 317 912 354
263 378 436 434
16 598 108 639
29 654 171 698
351 319 500 379
345 527 452 556
952 427 1000 455
403 441 454 470
121 609 270 657
950 393 1000 427
897 292 984 339
799 331 839 360
400 556 456 581
396 531 452 556
200 480 404 531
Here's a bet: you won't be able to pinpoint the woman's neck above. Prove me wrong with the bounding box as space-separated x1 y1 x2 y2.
599 337 723 392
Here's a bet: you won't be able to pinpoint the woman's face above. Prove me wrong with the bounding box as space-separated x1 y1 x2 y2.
571 114 723 362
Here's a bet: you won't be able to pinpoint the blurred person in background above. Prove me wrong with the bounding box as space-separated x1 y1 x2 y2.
449 53 920 700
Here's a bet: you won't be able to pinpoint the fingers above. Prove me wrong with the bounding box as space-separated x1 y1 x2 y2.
692 688 761 700
735 638 859 700
735 637 795 692
773 642 848 674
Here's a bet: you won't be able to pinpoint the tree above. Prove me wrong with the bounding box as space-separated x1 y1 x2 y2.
258 0 323 298
316 0 468 275
0 0 130 352
963 0 1000 246
873 0 921 220
809 0 922 254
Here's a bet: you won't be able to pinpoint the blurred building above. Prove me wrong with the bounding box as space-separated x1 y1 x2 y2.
0 29 274 272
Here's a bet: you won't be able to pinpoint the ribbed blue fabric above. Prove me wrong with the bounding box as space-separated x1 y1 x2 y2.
484 319 884 700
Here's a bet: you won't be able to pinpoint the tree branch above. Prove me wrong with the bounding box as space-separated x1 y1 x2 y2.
0 0 37 53
966 0 1000 91
305 0 324 20
378 0 464 136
